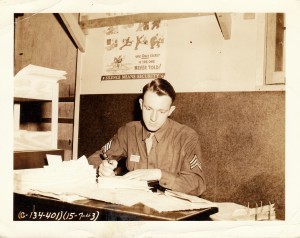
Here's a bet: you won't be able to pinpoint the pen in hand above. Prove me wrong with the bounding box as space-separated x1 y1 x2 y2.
96 165 100 183
101 152 112 164
96 153 117 180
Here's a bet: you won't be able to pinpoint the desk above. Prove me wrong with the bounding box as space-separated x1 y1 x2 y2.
14 193 218 221
14 149 64 170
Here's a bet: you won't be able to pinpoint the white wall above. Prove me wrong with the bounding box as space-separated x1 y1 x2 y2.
80 13 266 94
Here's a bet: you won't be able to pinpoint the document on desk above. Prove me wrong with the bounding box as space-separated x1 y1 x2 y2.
14 156 216 212
96 177 150 190
165 190 215 204
73 186 215 212
15 172 215 212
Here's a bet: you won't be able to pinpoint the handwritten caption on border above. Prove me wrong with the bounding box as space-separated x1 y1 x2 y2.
17 210 100 221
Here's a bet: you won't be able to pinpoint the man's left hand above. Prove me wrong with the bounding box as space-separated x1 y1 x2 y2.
123 169 162 181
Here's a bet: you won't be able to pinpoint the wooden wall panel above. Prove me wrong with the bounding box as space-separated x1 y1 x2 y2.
14 13 78 97
58 123 74 161
14 13 78 161
78 94 141 157
173 92 285 220
78 91 285 219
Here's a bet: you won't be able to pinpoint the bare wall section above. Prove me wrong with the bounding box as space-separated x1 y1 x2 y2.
78 91 285 219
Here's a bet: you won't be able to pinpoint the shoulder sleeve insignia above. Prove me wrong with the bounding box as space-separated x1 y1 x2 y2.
189 154 202 171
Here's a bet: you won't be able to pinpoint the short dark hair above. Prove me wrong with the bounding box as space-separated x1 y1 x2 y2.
141 78 176 103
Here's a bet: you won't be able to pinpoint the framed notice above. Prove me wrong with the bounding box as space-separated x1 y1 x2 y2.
101 20 167 80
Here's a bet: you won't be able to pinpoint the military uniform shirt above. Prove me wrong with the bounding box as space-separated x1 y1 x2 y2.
88 118 206 196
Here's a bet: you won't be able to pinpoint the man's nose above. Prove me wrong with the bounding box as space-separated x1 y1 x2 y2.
150 110 157 122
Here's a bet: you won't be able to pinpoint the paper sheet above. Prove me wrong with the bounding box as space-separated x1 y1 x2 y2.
15 64 67 80
96 176 150 190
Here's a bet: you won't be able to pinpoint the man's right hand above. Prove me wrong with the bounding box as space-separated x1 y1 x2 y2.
99 160 118 177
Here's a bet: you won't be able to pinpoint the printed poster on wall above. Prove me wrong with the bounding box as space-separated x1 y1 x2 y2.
101 20 167 80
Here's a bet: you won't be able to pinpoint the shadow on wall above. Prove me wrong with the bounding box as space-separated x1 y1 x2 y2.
234 173 285 219
171 92 285 220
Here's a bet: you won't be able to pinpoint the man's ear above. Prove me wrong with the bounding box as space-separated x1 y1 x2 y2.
139 98 143 110
168 105 176 116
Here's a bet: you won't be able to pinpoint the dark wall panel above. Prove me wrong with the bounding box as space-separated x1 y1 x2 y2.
79 94 141 158
79 91 285 219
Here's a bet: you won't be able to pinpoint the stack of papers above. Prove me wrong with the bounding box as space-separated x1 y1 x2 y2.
14 130 53 151
14 155 216 212
15 64 67 81
97 177 150 190
14 155 95 196
14 64 66 100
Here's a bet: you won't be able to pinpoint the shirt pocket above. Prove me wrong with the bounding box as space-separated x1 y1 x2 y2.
127 154 149 170
127 153 141 171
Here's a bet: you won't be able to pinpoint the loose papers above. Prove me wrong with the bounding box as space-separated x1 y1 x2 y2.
15 64 67 81
96 177 150 190
14 155 215 212
14 64 66 100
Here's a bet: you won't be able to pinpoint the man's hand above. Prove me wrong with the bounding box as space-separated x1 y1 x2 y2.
99 160 118 177
123 169 162 181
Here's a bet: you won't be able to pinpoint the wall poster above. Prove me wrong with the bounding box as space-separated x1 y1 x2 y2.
101 19 167 80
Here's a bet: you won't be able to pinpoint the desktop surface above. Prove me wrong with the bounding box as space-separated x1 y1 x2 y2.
14 193 218 221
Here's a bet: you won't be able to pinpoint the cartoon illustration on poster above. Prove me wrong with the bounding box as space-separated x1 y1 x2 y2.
101 19 167 80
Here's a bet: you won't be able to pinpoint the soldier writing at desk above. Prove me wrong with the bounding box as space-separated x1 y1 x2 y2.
88 78 206 196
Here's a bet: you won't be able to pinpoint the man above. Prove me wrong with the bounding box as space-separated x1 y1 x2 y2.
88 78 206 196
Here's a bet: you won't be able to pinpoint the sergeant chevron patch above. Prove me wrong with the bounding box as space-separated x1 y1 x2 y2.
190 154 202 171
102 139 112 153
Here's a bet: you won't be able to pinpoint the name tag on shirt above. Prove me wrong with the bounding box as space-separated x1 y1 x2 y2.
130 154 140 162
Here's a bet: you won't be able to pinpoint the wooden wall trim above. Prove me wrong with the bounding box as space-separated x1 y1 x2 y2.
80 13 213 29
215 13 232 40
59 13 86 52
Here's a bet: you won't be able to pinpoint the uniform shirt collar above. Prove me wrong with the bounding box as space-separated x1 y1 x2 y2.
142 118 170 143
